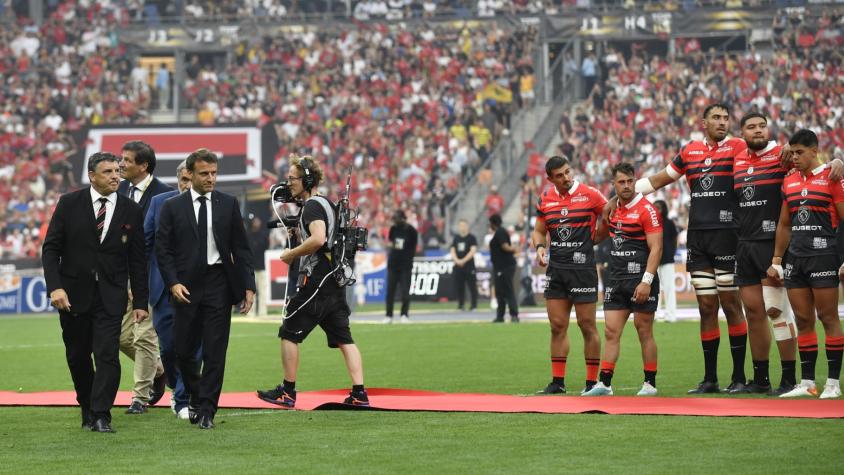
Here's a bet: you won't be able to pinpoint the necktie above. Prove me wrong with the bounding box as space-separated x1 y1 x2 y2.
197 196 207 266
128 185 137 202
96 197 108 242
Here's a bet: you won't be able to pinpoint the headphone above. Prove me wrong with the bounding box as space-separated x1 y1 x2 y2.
300 158 315 191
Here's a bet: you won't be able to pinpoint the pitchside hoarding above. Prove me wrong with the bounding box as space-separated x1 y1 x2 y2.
261 251 699 306
0 275 54 314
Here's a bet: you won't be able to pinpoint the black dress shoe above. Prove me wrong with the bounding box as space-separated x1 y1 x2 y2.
188 407 201 424
491 318 505 323
725 380 750 394
687 380 720 394
198 415 215 430
81 408 93 430
125 400 148 414
148 372 167 406
90 418 116 433
511 315 520 323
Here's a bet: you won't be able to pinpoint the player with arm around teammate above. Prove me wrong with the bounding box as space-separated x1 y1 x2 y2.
632 103 749 394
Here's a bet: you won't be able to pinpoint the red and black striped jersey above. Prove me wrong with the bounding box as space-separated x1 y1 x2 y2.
536 181 607 269
781 164 844 257
608 193 663 280
669 137 746 230
733 141 788 241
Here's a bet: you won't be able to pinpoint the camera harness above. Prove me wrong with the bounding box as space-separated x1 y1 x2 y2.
270 161 360 321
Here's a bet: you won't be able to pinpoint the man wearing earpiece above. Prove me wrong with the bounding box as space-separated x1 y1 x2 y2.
257 155 369 408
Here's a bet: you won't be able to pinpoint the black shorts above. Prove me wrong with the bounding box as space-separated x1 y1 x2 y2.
784 255 840 289
686 228 738 273
603 277 660 313
279 275 353 348
544 266 598 303
735 239 774 287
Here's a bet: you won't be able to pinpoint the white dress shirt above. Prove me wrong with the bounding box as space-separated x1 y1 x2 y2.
190 189 221 265
128 173 154 203
90 187 117 243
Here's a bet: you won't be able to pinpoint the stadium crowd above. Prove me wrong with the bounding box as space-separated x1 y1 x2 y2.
0 0 538 258
3 0 844 260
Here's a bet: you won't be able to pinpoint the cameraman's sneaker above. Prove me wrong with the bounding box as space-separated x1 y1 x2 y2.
256 385 296 408
582 382 613 396
779 380 818 398
820 379 841 399
381 316 393 324
344 389 370 406
636 382 658 396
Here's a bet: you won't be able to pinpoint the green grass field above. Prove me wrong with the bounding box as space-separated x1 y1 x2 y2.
0 314 842 474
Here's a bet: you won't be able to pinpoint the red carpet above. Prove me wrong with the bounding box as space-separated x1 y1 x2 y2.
1 388 842 418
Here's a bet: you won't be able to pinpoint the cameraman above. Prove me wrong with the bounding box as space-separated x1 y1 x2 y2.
257 155 368 407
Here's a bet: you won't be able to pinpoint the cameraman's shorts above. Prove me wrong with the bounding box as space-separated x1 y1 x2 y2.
279 274 354 348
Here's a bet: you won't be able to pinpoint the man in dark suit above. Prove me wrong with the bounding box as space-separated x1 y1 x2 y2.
42 152 149 433
144 160 193 419
117 140 173 414
156 148 255 429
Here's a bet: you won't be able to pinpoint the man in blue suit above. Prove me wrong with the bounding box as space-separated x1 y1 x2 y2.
145 160 193 419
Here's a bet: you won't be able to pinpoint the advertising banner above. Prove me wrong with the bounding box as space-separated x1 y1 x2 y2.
0 275 54 314
82 126 263 186
262 252 699 307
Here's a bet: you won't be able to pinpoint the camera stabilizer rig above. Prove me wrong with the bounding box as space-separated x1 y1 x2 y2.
268 170 368 288
332 172 368 287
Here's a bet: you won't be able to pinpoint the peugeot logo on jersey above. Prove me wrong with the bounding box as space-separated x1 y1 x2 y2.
557 225 572 241
797 206 810 224
742 184 755 200
700 174 714 191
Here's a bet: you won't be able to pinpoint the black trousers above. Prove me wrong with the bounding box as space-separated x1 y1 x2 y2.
494 265 518 320
173 266 232 417
386 265 412 317
453 265 478 309
59 287 122 422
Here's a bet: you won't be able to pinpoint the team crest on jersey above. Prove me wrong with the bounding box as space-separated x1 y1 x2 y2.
742 184 755 200
797 206 810 224
612 234 624 250
557 225 572 241
560 208 569 217
704 157 712 167
700 174 714 191
747 166 754 175
801 188 808 197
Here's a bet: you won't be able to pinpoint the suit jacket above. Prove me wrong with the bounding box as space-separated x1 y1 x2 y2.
42 187 149 316
155 190 256 305
144 190 181 308
118 176 173 217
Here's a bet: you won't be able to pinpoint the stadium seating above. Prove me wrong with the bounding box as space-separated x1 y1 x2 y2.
0 1 540 258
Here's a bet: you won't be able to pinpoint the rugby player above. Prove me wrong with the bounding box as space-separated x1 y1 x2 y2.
634 103 748 394
767 129 844 399
733 112 798 395
533 156 608 395
583 163 663 396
